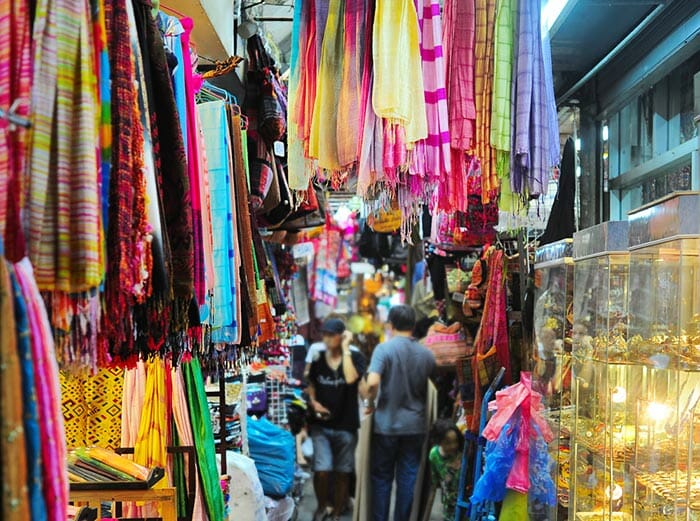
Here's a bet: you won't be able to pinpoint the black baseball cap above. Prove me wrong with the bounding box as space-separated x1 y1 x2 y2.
321 318 346 335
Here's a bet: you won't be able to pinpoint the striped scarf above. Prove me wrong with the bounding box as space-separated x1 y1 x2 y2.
15 258 69 521
474 0 499 202
0 0 31 261
27 0 102 292
411 0 451 181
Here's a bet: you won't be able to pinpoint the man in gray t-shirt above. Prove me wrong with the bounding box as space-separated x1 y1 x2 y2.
365 305 436 521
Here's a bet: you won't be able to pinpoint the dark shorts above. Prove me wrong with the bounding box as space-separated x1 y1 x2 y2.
310 425 358 473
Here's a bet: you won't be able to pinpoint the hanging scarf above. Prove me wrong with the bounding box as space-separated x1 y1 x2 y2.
440 0 475 212
133 0 194 338
308 0 346 172
474 0 499 202
511 0 558 196
198 102 237 339
336 0 364 168
490 0 515 173
9 267 47 521
232 115 261 340
0 259 30 521
27 0 102 292
104 0 150 363
471 248 511 431
372 0 427 145
171 367 207 521
412 0 451 181
0 0 31 261
443 0 476 151
184 358 225 521
15 258 68 521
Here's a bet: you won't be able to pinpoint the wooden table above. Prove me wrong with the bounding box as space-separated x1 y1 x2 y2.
69 487 178 521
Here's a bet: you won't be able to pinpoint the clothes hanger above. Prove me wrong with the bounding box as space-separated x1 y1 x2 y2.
0 99 31 129
159 3 187 18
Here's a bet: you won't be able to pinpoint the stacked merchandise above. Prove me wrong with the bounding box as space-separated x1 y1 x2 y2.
68 448 164 489
287 0 559 236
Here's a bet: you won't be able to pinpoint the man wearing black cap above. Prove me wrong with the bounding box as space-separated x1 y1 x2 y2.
307 318 367 521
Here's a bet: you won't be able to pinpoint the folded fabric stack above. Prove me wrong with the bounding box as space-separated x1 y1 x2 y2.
67 447 164 488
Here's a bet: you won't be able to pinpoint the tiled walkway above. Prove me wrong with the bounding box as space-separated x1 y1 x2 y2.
295 478 443 521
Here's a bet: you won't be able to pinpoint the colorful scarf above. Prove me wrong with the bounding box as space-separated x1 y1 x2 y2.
412 0 451 181
0 0 32 261
133 0 194 333
232 116 261 340
308 0 346 172
474 0 499 202
440 0 475 212
171 367 207 521
104 0 150 362
15 258 68 521
184 358 225 521
490 0 515 164
198 102 237 339
372 0 427 145
27 0 102 292
0 259 30 521
511 0 558 196
9 267 47 521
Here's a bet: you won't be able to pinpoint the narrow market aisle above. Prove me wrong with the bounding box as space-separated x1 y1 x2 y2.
296 478 443 520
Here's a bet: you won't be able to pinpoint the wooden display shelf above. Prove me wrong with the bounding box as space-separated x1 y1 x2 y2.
69 486 178 521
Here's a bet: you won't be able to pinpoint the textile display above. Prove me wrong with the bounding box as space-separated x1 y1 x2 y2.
61 368 124 450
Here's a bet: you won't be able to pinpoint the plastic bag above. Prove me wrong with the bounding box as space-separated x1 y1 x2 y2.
247 417 296 498
471 414 520 504
217 452 268 521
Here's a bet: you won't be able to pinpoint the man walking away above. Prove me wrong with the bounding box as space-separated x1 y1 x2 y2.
364 305 436 521
308 318 367 521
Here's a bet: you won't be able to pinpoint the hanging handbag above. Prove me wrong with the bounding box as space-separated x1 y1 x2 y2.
260 158 293 228
280 182 327 231
423 322 474 368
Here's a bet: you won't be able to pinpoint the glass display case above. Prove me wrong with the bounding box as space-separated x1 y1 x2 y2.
570 221 637 521
626 192 700 521
532 238 574 521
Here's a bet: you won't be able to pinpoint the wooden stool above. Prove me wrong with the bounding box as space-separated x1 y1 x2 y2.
69 487 178 521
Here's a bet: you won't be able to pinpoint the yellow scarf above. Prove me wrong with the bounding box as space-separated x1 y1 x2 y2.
372 0 427 144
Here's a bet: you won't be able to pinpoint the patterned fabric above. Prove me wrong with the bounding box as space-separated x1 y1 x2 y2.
133 0 193 303
443 0 475 151
60 368 124 450
471 248 511 431
474 0 498 202
372 0 427 144
1 259 30 521
412 0 451 181
440 0 475 212
429 446 460 521
27 0 102 292
104 0 150 362
15 258 69 521
0 0 32 261
10 267 47 521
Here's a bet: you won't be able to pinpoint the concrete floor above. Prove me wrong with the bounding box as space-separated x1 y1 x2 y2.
295 476 443 521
